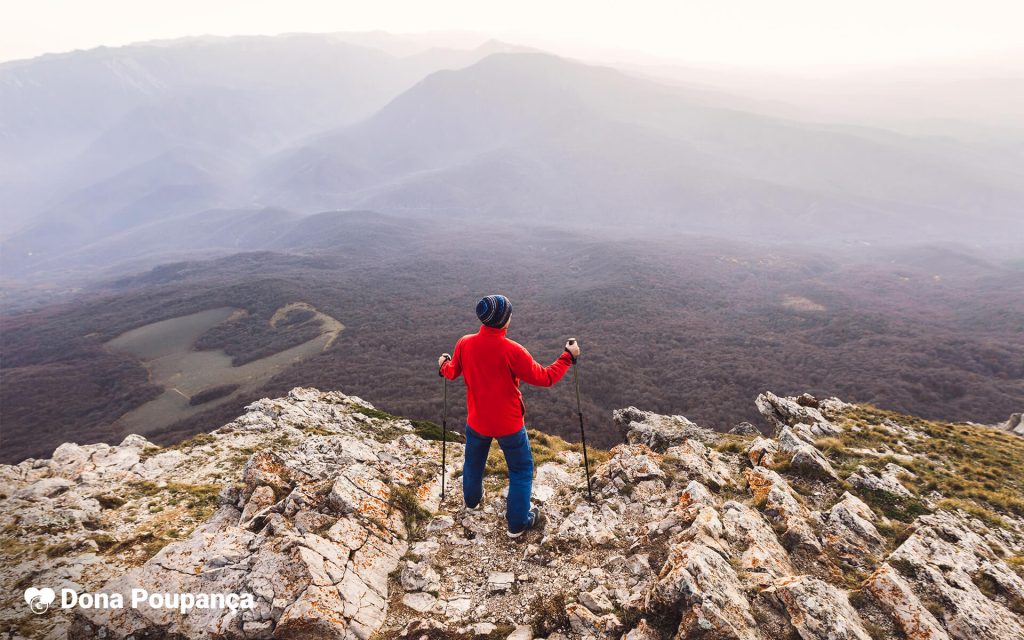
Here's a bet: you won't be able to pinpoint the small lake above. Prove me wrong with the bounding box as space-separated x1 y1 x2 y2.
106 304 343 435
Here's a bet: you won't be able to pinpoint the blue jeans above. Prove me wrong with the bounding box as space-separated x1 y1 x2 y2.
463 424 534 532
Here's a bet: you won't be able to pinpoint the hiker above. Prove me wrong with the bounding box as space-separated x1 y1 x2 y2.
438 294 580 537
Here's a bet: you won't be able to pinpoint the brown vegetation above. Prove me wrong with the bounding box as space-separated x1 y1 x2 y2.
189 384 241 406
2 232 1022 464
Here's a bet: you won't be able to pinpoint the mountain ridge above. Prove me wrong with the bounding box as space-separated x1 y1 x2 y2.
2 386 1022 639
256 52 1024 242
5 44 1024 275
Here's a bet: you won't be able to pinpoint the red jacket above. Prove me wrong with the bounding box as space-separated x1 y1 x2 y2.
440 325 574 437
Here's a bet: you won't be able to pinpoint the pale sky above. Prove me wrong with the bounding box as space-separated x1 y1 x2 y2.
3 0 1023 71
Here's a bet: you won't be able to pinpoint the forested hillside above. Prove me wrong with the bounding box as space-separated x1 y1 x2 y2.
3 223 1021 463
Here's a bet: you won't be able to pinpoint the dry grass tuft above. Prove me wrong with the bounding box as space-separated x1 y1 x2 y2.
480 428 609 477
831 404 1024 526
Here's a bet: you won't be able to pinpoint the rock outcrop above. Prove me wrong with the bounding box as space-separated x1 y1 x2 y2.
3 389 1023 640
612 407 719 450
847 463 915 499
754 391 845 438
766 575 873 640
996 412 1024 437
777 426 839 479
1 389 442 640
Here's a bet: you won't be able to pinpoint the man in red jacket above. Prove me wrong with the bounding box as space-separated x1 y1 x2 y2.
438 294 580 537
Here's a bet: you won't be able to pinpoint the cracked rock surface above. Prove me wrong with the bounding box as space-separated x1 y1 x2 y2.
3 389 1023 640
1 388 441 640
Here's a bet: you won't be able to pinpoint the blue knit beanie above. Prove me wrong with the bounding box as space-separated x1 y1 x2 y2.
476 294 512 328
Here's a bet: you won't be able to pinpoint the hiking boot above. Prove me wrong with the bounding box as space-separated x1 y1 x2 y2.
507 505 543 538
464 490 485 512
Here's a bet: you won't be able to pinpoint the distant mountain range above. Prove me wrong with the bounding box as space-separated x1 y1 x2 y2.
0 34 511 271
2 34 1023 279
259 53 1023 237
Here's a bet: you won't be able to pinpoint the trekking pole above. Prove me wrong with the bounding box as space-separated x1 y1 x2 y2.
439 355 451 502
567 340 594 503
441 376 448 501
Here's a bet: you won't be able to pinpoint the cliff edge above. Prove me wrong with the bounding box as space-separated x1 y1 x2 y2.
2 388 1023 639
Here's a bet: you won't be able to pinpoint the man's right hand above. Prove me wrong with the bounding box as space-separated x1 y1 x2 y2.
565 338 580 360
438 353 452 369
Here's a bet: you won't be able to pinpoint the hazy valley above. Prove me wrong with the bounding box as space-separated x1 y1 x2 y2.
2 19 1024 640
2 219 1021 464
1 33 1022 466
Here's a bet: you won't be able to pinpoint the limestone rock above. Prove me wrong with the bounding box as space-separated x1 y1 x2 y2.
625 554 651 577
747 437 779 467
239 484 276 525
14 476 74 499
612 406 719 451
9 387 1024 640
622 619 661 640
401 560 441 593
768 575 872 640
664 439 736 488
721 500 794 588
579 586 615 613
816 492 884 567
593 443 665 498
487 571 515 592
555 502 618 545
402 591 437 613
444 596 472 619
745 466 822 554
885 511 1024 639
789 445 838 480
778 427 838 480
646 540 759 639
61 388 437 640
243 450 304 498
534 462 575 503
978 560 1024 612
729 422 760 436
847 464 915 499
675 504 729 556
674 479 718 520
756 391 841 437
410 539 440 559
426 515 455 532
864 563 950 640
566 602 622 638
69 506 259 640
995 412 1023 437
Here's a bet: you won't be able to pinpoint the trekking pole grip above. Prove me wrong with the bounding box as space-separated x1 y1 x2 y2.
565 338 578 364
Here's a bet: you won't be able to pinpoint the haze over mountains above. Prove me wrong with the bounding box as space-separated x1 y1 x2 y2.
0 34 524 270
1 32 1022 465
2 33 1023 280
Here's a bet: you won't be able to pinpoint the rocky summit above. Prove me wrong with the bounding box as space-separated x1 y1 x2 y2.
995 413 1024 438
2 388 1023 640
